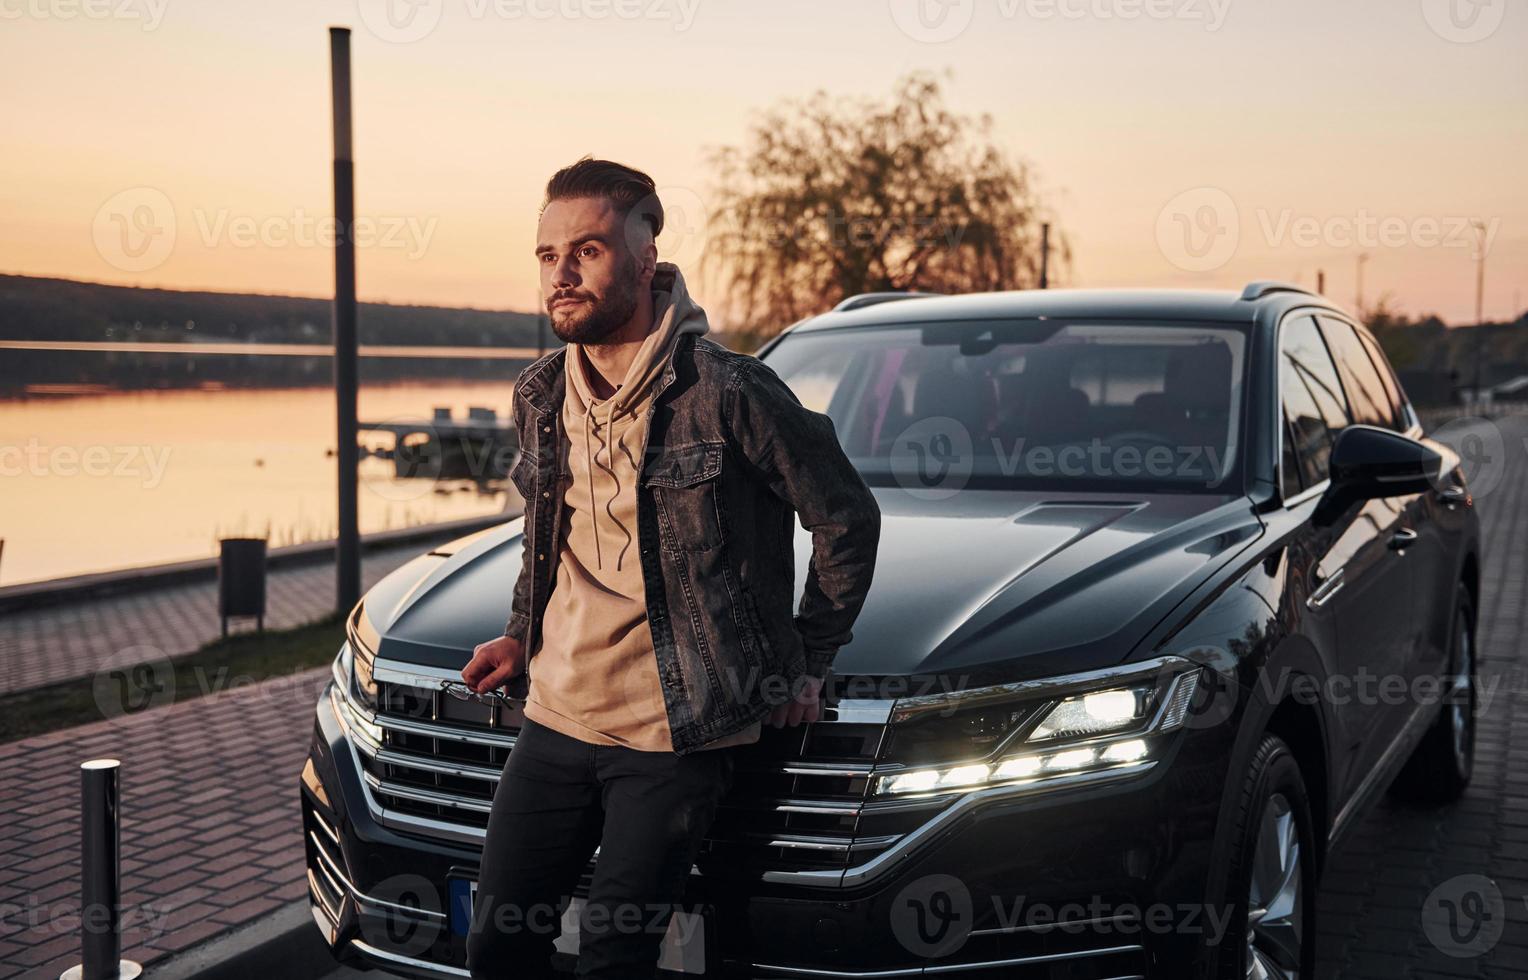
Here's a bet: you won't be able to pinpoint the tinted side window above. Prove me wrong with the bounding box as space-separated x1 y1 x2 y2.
1282 353 1334 487
1317 315 1398 430
1280 409 1305 498
1280 316 1349 490
1357 329 1411 430
1283 317 1349 429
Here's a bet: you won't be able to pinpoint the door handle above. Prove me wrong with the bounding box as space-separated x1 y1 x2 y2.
1389 527 1419 552
1307 567 1346 609
1435 485 1468 508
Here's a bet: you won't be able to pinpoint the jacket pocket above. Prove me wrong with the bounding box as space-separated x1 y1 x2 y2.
509 449 540 499
643 442 725 553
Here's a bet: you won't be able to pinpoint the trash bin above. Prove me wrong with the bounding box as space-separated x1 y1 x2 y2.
218 537 267 637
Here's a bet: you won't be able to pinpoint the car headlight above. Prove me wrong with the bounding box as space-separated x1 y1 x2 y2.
874 663 1202 797
880 700 1035 767
1028 686 1155 741
333 628 379 710
330 638 384 749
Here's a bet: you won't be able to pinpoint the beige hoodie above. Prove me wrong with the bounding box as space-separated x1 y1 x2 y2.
523 263 762 752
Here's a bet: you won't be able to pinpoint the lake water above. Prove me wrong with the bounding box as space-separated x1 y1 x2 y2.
0 382 518 586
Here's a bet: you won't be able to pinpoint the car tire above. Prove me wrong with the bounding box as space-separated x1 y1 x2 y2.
1217 733 1318 980
1389 582 1476 804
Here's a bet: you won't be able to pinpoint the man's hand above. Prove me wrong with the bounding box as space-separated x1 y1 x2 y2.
462 635 526 695
769 674 824 728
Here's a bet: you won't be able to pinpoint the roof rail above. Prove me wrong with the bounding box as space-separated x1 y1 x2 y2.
832 291 941 313
1239 281 1317 302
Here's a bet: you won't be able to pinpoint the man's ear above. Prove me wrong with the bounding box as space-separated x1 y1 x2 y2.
639 238 658 283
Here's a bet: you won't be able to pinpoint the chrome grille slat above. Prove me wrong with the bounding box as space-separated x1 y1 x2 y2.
361 770 494 813
372 746 502 782
765 763 876 777
767 799 863 815
308 868 342 924
375 711 518 749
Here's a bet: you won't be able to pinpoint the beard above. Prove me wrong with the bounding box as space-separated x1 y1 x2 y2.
547 256 642 345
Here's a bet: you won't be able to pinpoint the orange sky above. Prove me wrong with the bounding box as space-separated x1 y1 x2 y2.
2 0 1524 325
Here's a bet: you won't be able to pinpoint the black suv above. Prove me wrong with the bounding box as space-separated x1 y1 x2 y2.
301 283 1480 979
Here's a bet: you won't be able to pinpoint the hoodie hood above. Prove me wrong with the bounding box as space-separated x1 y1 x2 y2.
564 261 711 425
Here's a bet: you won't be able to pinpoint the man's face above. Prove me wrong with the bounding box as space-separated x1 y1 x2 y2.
535 196 654 345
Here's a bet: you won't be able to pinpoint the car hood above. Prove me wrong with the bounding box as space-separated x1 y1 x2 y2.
356 488 1262 684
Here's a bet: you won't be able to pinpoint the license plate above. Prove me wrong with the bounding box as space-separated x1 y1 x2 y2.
448 876 477 937
448 875 708 974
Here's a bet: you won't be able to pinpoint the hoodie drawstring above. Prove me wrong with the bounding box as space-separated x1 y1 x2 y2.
582 409 603 570
584 396 635 572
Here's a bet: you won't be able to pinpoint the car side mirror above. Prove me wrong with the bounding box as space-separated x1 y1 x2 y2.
1314 425 1443 525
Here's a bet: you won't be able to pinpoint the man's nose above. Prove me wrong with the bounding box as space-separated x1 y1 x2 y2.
550 257 579 290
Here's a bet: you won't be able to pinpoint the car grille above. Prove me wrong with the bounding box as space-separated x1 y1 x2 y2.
304 800 347 926
353 674 952 878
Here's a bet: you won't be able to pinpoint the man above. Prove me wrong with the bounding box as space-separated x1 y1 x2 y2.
461 158 881 979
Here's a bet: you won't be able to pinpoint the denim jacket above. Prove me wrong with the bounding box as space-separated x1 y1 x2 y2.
503 333 882 754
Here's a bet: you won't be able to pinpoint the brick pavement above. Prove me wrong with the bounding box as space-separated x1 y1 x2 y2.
1 418 1524 979
0 665 330 979
0 524 513 696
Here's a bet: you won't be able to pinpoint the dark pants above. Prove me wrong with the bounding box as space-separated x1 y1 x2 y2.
466 716 737 979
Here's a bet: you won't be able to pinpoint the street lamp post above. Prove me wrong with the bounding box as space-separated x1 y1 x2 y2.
330 26 360 613
1039 222 1050 289
1471 219 1487 402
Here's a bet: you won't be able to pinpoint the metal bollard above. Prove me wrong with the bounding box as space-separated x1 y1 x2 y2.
60 760 142 980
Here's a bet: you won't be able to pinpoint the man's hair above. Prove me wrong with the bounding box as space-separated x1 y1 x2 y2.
543 157 664 239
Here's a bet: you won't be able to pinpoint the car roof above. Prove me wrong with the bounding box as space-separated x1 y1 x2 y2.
785 284 1353 336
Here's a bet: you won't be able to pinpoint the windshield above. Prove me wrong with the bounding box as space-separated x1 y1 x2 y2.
762 319 1248 493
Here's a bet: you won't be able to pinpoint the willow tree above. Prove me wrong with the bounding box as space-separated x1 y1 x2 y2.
703 72 1067 347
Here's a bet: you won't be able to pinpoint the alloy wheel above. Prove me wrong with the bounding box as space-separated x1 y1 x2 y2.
1246 792 1303 979
1450 612 1476 775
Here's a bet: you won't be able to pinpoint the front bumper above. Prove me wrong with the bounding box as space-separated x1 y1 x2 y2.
301 680 1228 978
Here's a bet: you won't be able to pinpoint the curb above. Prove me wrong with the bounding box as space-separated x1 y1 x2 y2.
147 903 339 980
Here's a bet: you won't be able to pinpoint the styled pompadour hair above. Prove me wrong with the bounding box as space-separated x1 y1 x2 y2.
543 156 664 239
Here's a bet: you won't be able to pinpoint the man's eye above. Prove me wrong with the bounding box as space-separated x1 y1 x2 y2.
579 246 599 258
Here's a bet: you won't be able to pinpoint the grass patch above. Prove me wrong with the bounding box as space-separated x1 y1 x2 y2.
0 613 345 745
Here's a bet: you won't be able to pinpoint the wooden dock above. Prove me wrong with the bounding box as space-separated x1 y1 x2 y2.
359 406 520 482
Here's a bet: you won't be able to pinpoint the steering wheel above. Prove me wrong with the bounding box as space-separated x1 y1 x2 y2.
1100 430 1178 451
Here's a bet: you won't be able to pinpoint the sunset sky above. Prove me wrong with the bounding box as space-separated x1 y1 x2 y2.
3 0 1524 326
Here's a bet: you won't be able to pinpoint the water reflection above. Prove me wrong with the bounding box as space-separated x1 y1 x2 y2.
0 382 517 586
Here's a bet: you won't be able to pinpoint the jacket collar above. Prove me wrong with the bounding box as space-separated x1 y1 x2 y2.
519 333 689 416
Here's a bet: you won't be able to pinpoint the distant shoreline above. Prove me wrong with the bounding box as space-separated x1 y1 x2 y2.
0 271 549 394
